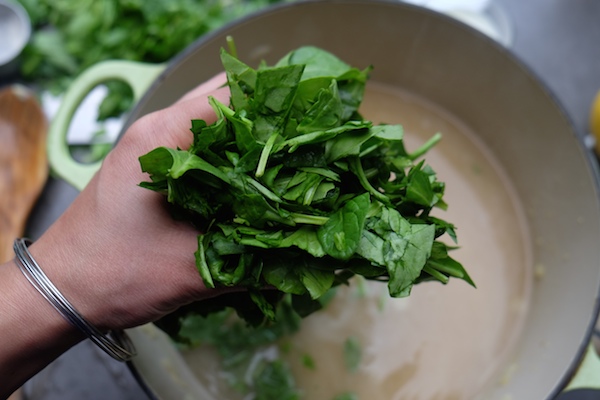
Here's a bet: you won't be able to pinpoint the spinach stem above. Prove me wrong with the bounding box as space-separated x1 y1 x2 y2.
409 132 442 160
290 213 329 225
349 157 390 205
426 259 465 278
256 133 279 178
226 35 237 58
422 265 449 283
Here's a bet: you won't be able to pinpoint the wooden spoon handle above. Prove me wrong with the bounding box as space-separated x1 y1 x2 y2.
0 86 48 263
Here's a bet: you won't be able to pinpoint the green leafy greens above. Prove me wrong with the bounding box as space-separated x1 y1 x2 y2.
176 298 303 398
343 336 362 373
17 0 288 119
139 44 474 332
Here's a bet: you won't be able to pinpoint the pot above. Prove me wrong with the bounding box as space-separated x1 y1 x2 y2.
47 1 600 399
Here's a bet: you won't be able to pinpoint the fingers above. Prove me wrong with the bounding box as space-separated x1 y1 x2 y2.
119 84 231 155
157 85 231 149
175 72 227 104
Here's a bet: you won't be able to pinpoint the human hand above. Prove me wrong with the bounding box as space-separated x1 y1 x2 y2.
29 73 231 332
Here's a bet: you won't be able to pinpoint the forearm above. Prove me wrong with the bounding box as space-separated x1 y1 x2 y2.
0 259 83 399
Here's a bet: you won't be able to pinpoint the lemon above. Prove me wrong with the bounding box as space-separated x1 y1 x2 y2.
591 90 600 155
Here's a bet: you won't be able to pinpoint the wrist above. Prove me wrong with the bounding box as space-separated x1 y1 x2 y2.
4 257 82 344
25 226 117 331
0 258 83 395
15 237 136 361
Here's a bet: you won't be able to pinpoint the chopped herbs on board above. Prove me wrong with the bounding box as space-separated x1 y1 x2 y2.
138 42 474 398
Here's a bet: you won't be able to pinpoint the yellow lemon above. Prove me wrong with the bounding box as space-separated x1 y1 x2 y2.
591 90 600 155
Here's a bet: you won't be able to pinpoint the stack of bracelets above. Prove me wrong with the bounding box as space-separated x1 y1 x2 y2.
13 238 136 362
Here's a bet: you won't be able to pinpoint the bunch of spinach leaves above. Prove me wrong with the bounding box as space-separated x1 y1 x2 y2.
139 44 474 333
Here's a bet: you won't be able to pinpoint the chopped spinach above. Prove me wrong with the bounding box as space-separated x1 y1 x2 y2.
301 354 316 370
139 44 473 329
343 336 362 373
254 360 301 400
174 295 301 398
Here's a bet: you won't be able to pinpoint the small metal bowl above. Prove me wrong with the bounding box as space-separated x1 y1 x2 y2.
0 0 31 77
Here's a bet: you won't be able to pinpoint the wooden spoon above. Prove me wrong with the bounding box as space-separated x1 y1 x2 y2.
0 85 48 262
0 86 48 400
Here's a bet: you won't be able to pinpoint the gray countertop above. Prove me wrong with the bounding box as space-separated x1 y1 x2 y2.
501 0 600 139
14 0 600 399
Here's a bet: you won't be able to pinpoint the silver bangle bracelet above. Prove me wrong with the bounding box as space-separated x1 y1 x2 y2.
13 238 136 362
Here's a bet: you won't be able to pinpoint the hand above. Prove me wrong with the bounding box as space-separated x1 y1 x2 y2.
30 73 231 331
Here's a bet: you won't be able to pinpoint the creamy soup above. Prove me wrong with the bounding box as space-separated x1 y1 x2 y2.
182 83 533 399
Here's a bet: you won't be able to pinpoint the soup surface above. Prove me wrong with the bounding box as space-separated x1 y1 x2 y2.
182 82 533 399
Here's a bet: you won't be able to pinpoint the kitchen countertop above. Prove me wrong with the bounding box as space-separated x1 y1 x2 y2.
5 0 600 398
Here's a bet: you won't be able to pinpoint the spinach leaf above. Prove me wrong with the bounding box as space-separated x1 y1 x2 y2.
139 146 230 182
317 193 370 260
